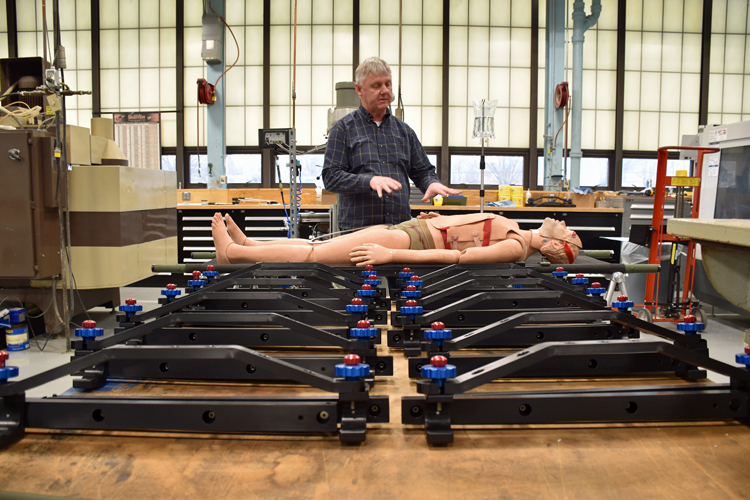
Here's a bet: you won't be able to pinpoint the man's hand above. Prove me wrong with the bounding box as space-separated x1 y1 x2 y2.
422 182 462 202
370 176 402 198
349 243 393 266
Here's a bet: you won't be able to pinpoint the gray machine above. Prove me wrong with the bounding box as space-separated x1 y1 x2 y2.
680 121 750 315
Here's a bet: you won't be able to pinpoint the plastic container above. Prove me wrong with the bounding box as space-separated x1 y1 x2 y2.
2 308 25 324
5 323 29 351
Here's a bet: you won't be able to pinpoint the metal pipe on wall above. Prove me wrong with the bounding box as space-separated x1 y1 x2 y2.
569 0 601 189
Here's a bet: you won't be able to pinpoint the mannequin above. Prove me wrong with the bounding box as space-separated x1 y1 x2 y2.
211 212 582 266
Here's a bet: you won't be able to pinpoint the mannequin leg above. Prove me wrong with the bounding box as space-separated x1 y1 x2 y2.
212 214 410 264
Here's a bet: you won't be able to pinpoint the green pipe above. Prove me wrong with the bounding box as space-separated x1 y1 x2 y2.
581 250 614 260
534 263 660 274
191 252 217 259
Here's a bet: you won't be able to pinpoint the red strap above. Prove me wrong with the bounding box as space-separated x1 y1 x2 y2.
482 219 492 247
564 241 575 263
441 228 449 249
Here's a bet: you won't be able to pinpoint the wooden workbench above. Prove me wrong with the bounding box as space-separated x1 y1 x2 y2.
0 345 748 499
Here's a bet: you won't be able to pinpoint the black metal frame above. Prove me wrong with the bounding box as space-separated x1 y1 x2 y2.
403 340 750 445
0 344 388 446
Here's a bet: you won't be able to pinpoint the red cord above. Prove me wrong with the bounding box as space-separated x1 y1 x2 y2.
197 78 215 105
208 1 240 89
555 82 569 108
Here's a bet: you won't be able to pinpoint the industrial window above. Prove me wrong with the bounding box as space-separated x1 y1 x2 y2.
359 0 443 147
16 0 93 127
99 0 177 147
621 157 691 189
0 0 7 58
275 153 325 184
270 0 352 147
449 0 531 149
622 0 702 151
189 153 262 184
536 156 609 187
707 0 750 125
538 0 618 150
162 154 177 171
450 154 524 185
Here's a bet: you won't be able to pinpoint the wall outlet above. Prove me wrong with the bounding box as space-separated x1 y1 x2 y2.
182 192 191 201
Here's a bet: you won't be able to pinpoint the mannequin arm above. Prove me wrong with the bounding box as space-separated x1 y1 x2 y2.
456 239 525 264
350 244 460 266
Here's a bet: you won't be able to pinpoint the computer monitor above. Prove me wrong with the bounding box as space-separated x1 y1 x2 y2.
715 145 750 219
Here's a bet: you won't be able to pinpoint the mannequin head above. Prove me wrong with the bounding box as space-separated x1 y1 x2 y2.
537 218 583 264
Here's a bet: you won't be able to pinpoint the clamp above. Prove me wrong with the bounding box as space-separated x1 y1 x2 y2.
421 355 457 388
350 319 378 339
677 314 705 334
118 298 143 322
402 284 422 298
345 297 368 313
0 351 19 384
611 294 634 312
335 354 371 381
424 321 453 350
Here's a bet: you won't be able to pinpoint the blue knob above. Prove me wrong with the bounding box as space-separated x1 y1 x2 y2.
421 356 457 387
335 354 371 380
0 366 19 383
75 320 104 338
512 284 525 288
364 279 381 286
346 304 368 313
162 284 181 298
402 290 422 298
357 289 377 297
349 327 378 338
400 306 423 314
407 280 424 288
587 282 606 296
736 353 750 366
571 277 589 285
612 295 634 311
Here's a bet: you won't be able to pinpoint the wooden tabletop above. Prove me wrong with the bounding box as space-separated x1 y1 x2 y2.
0 342 747 499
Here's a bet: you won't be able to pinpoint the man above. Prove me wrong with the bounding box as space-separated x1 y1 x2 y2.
322 57 460 231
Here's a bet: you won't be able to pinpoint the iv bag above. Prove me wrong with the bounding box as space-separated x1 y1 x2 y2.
472 99 497 139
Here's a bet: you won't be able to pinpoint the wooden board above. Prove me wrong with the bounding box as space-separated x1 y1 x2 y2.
0 344 748 499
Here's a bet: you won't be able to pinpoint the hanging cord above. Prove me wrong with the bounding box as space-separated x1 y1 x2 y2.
553 83 570 149
208 1 241 89
396 0 404 120
292 0 298 129
197 105 202 176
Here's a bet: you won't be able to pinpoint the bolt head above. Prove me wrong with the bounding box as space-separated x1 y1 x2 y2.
357 320 371 329
361 284 372 291
576 274 584 279
591 282 601 288
344 354 361 366
406 285 416 291
192 270 201 278
431 321 445 331
125 298 137 305
365 265 374 271
351 298 363 305
207 265 215 271
683 315 697 323
556 267 564 272
166 283 177 290
410 275 420 281
406 299 417 307
82 320 97 328
430 355 448 367
617 295 628 302
402 268 411 273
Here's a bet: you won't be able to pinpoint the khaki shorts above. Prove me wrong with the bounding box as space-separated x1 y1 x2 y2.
388 219 435 250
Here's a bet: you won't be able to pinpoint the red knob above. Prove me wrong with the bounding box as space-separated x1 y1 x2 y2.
430 355 448 367
82 320 97 328
361 284 372 290
617 295 629 302
0 350 8 365
410 275 420 281
402 268 411 273
351 298 363 305
683 315 697 323
192 270 201 278
591 282 601 288
166 283 177 290
125 298 137 305
344 354 361 366
576 274 584 279
431 322 445 331
406 285 416 291
368 275 377 280
556 267 564 272
365 265 374 271
207 265 215 271
745 346 750 355
357 320 371 329
406 300 417 307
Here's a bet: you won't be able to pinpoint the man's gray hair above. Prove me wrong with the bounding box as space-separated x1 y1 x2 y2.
355 57 391 86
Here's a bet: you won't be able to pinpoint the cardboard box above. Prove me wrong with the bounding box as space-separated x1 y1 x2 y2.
65 124 91 165
570 192 596 208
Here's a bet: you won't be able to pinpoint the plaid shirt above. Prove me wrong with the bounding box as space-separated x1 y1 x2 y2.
322 104 439 231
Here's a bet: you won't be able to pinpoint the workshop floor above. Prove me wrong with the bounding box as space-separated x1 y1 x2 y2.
10 287 749 397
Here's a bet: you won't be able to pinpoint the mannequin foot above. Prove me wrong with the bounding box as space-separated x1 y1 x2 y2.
225 213 249 246
212 213 235 264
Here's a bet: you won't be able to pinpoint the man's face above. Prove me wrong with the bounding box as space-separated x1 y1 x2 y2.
355 72 393 117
